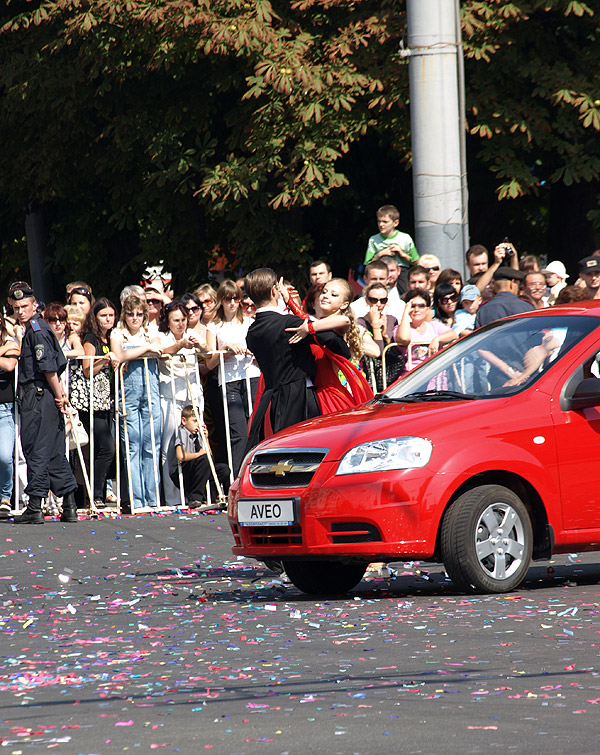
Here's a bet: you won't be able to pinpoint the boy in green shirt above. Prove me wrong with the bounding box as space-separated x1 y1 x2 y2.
364 204 418 268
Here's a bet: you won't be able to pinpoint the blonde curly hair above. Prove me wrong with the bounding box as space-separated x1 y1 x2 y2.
326 278 364 362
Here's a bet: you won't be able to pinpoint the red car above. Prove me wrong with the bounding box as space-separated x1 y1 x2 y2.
228 302 600 595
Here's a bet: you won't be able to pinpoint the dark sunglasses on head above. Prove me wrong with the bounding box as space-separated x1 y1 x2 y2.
70 287 91 297
367 296 388 305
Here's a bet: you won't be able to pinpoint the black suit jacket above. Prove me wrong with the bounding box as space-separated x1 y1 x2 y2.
246 310 316 388
246 310 319 448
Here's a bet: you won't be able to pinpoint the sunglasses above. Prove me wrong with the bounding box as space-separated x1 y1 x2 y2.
424 266 440 272
367 296 388 305
70 287 91 297
198 298 214 306
410 302 428 309
186 305 200 314
223 296 240 303
440 294 458 304
242 301 256 309
147 298 162 306
49 317 67 324
125 311 144 318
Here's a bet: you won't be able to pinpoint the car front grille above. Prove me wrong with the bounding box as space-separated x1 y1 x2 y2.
249 448 327 489
247 525 303 546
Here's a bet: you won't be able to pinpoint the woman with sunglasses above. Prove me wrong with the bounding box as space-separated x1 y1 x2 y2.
194 284 218 327
356 282 405 390
110 294 162 510
76 298 119 508
143 286 166 336
157 301 205 505
180 293 208 343
67 286 94 318
396 289 458 373
357 283 398 352
43 303 84 359
43 303 85 407
204 280 260 476
433 282 460 328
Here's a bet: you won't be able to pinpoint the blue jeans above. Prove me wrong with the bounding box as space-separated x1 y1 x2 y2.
120 359 161 509
0 402 15 500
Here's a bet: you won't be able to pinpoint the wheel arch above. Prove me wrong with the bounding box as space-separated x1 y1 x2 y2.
434 470 553 562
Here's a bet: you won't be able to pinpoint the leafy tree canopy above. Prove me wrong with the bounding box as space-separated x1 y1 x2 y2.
0 0 598 296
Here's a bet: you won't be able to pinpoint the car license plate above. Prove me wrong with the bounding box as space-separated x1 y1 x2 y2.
237 498 295 527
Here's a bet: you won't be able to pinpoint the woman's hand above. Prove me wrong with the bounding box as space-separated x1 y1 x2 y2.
148 344 163 357
286 321 309 344
277 277 290 305
224 342 246 355
428 337 440 356
187 332 204 350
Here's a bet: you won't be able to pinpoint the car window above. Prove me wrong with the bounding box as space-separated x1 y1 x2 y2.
385 315 599 400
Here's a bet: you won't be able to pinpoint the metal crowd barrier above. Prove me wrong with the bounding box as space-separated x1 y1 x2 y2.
6 349 255 516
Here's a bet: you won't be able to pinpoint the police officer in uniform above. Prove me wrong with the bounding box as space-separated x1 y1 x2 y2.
474 267 534 328
9 284 78 524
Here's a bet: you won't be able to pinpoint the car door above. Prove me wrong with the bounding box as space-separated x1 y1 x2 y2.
551 350 600 529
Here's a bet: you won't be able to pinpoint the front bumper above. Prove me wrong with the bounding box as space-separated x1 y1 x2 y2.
228 461 437 561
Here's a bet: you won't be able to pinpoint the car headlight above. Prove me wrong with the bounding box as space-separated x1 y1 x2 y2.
335 437 432 475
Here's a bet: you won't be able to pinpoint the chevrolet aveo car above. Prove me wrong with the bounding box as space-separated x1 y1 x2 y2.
228 301 600 595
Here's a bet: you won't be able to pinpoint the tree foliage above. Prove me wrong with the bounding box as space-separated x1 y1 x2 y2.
462 0 600 201
0 0 598 295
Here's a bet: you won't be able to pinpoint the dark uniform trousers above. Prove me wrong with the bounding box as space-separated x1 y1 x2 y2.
19 385 77 498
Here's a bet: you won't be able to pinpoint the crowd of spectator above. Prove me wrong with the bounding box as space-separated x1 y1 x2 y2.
1 201 599 521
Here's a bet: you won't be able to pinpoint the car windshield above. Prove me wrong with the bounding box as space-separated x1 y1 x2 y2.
382 314 599 401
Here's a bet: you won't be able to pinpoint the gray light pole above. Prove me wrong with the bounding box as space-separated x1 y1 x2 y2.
404 0 469 276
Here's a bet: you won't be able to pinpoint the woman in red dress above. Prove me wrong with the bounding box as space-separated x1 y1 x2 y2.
282 278 374 413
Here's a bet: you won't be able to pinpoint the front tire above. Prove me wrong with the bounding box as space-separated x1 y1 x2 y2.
440 485 532 593
283 560 366 595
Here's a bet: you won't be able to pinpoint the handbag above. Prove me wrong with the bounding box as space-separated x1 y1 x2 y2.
67 408 89 451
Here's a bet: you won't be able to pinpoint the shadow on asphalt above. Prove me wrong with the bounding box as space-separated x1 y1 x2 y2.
1 663 595 716
134 561 600 602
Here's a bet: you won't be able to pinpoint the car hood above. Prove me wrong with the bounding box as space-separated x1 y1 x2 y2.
253 399 505 461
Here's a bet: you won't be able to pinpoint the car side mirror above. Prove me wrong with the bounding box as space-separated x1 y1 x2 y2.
564 378 600 411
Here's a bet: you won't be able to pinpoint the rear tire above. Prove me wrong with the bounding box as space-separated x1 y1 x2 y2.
283 560 366 595
440 484 532 593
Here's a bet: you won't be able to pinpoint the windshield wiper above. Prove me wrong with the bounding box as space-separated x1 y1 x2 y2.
373 393 403 403
400 389 476 401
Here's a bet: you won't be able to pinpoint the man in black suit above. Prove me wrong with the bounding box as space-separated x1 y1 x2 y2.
244 268 320 450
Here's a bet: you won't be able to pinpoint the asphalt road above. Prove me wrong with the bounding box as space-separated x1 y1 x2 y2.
0 510 599 754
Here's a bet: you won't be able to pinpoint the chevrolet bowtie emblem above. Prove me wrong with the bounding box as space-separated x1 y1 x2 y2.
269 460 294 476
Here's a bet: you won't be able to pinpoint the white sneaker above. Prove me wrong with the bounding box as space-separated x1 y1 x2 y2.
0 500 11 519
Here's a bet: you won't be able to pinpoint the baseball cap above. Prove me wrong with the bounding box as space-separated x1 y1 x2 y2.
542 260 568 280
459 284 481 302
578 256 600 273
